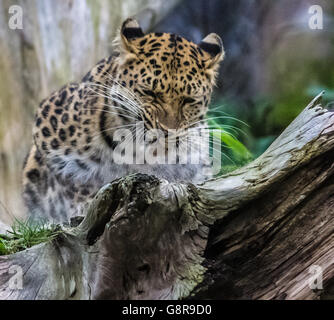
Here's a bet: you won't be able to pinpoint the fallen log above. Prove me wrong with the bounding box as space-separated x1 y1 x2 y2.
0 92 333 300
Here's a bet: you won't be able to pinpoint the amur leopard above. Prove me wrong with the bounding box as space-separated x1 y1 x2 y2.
22 18 224 223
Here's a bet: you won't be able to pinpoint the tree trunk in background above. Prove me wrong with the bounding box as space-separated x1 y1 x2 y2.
0 0 180 225
0 93 333 300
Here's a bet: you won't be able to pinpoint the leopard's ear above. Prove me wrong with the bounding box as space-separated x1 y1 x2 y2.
198 33 225 84
120 18 144 52
199 33 224 66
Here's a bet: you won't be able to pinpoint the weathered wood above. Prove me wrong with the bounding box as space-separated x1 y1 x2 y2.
1 175 208 299
193 150 334 299
0 92 333 300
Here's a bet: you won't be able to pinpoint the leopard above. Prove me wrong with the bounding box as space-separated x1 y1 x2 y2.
22 18 225 223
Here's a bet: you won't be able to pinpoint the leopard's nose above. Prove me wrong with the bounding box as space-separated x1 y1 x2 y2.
157 114 182 131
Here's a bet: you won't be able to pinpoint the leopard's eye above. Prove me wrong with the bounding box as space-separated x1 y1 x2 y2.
143 89 156 99
182 97 196 106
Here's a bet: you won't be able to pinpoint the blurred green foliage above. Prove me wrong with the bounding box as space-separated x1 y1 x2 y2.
210 31 334 170
267 35 334 132
208 96 275 168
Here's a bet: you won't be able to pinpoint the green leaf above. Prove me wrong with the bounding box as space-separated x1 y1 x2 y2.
0 239 7 255
208 119 252 162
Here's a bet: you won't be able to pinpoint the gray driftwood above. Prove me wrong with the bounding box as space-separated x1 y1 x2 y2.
0 92 333 300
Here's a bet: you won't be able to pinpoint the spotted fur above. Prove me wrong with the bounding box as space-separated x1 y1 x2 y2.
22 18 224 223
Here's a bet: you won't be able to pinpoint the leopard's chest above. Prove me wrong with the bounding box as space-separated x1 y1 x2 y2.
45 147 209 222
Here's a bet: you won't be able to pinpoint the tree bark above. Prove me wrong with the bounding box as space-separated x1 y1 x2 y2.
0 92 333 300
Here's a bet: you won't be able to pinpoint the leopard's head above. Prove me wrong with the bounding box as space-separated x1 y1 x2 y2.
112 18 225 133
